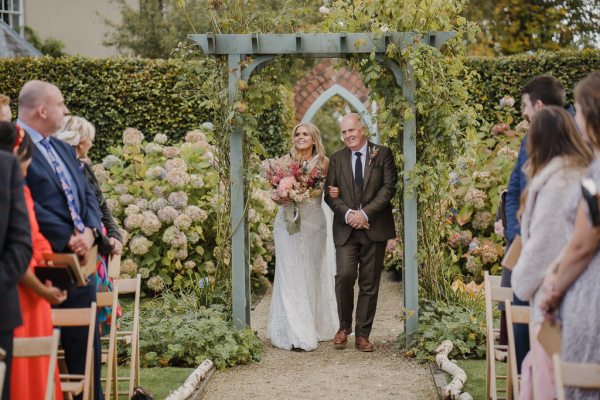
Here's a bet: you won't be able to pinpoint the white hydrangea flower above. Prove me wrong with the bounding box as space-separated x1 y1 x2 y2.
166 169 190 188
189 174 205 188
122 128 144 146
176 248 188 260
106 198 121 215
141 211 161 236
150 198 168 212
185 130 207 144
121 259 139 276
102 155 121 169
146 166 167 180
162 226 179 244
129 235 151 255
204 261 216 274
184 261 196 269
168 191 188 209
114 184 129 194
119 194 136 206
165 158 187 172
139 267 150 279
144 142 163 155
146 275 165 292
157 206 179 223
163 146 180 159
153 133 168 144
201 122 214 131
124 214 144 230
187 232 200 244
135 199 149 210
174 214 193 231
124 204 141 216
184 205 208 222
171 231 188 248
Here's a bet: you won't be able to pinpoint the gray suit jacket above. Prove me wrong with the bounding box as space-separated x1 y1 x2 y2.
324 142 397 246
0 152 32 332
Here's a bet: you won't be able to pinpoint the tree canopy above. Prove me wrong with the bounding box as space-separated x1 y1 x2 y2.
464 0 600 55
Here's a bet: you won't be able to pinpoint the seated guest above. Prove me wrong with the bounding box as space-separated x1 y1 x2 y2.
17 80 105 400
540 71 600 400
56 116 123 335
0 121 66 400
511 107 593 399
0 145 32 400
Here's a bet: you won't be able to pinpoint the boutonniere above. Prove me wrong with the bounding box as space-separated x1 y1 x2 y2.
368 146 379 165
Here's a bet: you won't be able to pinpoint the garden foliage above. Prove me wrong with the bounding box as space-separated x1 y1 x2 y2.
118 290 263 368
96 127 276 299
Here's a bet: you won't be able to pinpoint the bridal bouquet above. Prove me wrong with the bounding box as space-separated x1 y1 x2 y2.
261 154 324 234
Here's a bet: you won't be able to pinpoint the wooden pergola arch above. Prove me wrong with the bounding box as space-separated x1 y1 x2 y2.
189 32 454 336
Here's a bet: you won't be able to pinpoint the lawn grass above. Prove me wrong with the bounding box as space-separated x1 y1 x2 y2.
102 366 194 399
455 359 507 400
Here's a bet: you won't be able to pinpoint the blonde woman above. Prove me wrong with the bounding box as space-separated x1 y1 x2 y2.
55 116 122 334
268 122 339 351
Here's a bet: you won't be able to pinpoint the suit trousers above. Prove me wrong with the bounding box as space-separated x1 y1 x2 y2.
335 229 386 338
0 330 13 400
55 279 103 400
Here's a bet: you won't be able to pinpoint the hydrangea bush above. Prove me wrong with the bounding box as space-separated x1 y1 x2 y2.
444 96 527 281
95 126 276 297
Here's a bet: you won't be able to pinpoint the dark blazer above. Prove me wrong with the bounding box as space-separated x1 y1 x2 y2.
506 135 528 244
25 135 102 252
0 152 32 332
325 141 397 246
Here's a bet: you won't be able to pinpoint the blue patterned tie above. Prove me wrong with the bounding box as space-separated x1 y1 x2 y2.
40 138 85 233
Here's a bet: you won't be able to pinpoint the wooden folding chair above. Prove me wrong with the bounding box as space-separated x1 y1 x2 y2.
485 271 513 400
52 303 97 400
505 301 531 400
97 288 119 400
12 329 61 400
553 353 600 400
0 348 6 400
113 274 141 398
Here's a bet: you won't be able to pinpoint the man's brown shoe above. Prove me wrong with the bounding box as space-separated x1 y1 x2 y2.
333 330 348 349
355 336 374 352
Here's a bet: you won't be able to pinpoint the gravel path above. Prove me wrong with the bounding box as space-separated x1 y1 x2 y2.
202 271 437 400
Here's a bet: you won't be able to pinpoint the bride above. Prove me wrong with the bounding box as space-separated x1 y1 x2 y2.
268 122 339 351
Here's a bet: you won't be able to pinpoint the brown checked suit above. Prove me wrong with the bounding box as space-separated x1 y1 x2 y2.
325 141 397 338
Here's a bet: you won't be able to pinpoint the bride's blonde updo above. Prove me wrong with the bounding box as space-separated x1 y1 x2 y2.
289 122 327 167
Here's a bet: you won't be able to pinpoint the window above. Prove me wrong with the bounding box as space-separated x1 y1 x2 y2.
0 0 23 34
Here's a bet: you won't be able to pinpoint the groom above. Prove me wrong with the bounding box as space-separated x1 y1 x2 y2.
325 113 397 352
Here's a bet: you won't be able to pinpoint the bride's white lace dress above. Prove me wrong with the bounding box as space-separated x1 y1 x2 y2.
268 196 339 351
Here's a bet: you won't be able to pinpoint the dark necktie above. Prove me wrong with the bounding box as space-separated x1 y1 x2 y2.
354 151 363 188
40 138 86 233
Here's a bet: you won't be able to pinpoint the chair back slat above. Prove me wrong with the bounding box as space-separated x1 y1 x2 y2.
491 286 513 302
561 361 600 389
508 304 530 324
114 278 138 294
52 307 95 326
489 275 503 286
14 335 58 358
96 291 118 308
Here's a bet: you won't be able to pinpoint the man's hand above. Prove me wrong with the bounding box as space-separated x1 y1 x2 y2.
348 210 369 229
68 228 95 256
41 280 68 305
109 237 123 255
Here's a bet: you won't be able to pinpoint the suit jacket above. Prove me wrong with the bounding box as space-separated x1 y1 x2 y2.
325 141 397 246
24 134 102 252
0 152 32 332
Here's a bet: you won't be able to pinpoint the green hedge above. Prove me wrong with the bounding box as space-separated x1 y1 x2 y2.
0 56 290 160
466 49 600 122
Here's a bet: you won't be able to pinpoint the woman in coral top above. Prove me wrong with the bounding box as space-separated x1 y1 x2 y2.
0 122 66 400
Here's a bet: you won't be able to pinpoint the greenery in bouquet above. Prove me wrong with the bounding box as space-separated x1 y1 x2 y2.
95 125 276 300
444 96 528 281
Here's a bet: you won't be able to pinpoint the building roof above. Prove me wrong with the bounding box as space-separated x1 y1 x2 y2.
0 19 41 57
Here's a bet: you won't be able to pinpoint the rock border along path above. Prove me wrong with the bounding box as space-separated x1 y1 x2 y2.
201 271 437 400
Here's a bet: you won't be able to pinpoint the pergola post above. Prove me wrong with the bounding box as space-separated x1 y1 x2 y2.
189 32 454 336
228 53 251 328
